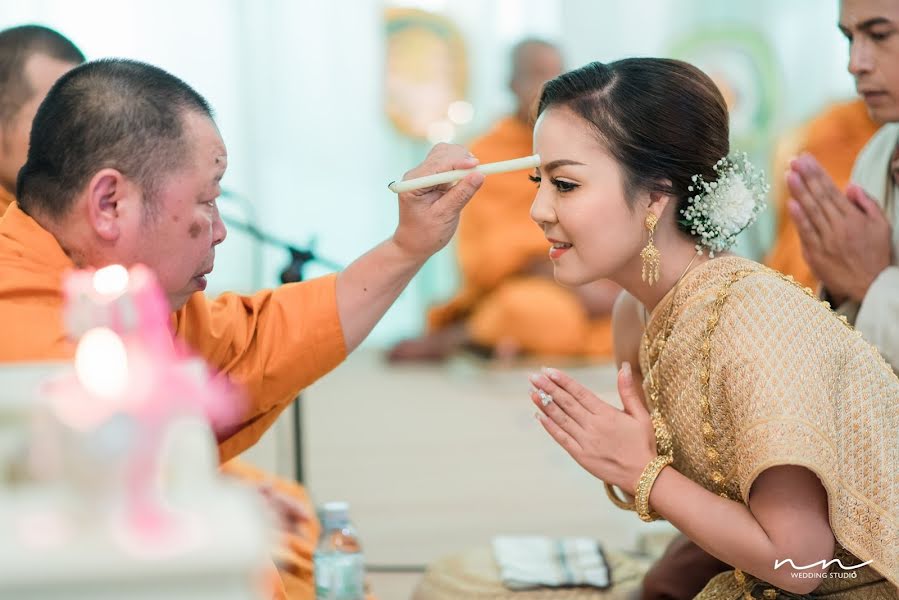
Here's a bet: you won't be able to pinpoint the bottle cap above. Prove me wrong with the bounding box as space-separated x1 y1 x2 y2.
319 501 350 530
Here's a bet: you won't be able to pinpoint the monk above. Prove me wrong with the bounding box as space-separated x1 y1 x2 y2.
0 26 84 215
0 26 325 598
764 98 879 289
0 57 481 598
389 39 620 362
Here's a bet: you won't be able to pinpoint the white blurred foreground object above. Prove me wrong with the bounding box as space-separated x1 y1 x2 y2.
388 154 540 193
0 265 269 600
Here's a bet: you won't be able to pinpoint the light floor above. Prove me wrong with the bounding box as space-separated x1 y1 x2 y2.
248 351 674 599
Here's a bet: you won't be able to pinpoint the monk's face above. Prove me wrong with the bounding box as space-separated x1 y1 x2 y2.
0 53 78 193
840 0 899 122
510 44 563 119
119 112 228 310
530 107 646 287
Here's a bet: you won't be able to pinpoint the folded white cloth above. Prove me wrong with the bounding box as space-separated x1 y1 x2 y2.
492 535 612 590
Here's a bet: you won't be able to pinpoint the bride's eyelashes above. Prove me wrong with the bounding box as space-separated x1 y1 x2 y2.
529 174 580 193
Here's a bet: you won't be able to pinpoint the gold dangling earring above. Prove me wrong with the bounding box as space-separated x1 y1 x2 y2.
641 213 661 285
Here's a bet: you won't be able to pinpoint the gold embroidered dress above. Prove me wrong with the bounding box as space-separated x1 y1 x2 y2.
639 256 898 599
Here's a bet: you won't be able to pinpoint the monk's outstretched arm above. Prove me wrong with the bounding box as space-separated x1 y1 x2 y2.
175 145 483 460
336 145 483 352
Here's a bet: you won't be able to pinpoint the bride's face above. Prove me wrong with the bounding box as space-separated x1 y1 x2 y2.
530 106 647 287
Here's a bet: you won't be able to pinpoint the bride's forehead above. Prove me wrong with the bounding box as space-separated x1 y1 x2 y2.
534 109 609 156
536 109 586 142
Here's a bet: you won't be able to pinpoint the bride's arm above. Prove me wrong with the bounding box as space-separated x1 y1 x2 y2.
529 367 835 595
650 463 835 593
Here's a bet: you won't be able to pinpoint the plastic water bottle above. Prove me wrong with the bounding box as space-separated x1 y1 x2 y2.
313 501 365 600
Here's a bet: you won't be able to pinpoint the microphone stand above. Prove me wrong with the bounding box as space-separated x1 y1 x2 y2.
221 210 342 484
222 218 344 276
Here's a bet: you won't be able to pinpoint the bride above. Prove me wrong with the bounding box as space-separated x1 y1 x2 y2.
526 58 898 598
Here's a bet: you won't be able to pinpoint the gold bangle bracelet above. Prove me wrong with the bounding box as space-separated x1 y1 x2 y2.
635 454 673 522
604 482 636 511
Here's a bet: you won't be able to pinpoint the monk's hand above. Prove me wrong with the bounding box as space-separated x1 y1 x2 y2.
258 482 311 534
392 143 485 260
787 153 892 304
530 363 656 496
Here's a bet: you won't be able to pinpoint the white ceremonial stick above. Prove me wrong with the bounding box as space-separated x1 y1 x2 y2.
388 154 541 193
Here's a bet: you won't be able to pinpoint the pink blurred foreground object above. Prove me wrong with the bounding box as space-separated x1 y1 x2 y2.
49 264 247 548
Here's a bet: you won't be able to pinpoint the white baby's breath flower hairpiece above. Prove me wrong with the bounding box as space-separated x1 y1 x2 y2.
679 152 769 256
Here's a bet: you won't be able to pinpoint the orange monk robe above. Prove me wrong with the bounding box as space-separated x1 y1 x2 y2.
219 460 321 599
0 186 14 216
0 203 349 600
428 116 614 357
765 99 880 289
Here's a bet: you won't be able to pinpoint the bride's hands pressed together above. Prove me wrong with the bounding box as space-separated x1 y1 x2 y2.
530 363 657 495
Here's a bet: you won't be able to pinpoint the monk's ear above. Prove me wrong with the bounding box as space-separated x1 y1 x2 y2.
85 168 131 241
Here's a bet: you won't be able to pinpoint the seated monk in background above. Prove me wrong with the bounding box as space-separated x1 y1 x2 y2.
390 39 619 362
0 26 85 215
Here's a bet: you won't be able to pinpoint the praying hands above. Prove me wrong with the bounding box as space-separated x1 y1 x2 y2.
786 153 892 305
529 363 656 495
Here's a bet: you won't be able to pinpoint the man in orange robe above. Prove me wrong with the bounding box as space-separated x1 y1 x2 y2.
0 26 317 598
764 99 880 288
390 39 619 362
0 200 335 600
0 26 84 216
0 51 480 598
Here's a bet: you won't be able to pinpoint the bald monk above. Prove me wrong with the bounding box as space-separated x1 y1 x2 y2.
0 57 481 598
0 26 322 598
764 98 879 289
389 39 619 362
